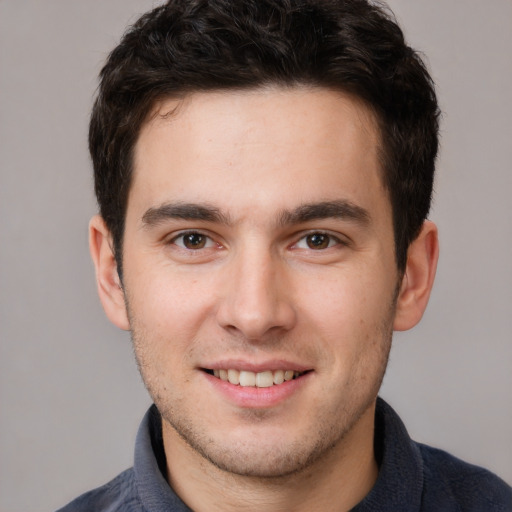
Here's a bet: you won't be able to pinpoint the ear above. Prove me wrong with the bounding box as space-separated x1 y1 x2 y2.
393 221 439 331
89 215 130 331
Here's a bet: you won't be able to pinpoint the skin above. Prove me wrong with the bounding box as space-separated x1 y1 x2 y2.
90 87 438 512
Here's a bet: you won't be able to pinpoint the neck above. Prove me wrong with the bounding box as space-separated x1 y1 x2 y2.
162 403 378 512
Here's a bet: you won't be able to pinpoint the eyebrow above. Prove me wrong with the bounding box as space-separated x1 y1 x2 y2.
277 200 370 227
142 202 231 227
141 199 370 228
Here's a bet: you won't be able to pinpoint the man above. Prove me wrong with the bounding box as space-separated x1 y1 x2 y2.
58 0 511 510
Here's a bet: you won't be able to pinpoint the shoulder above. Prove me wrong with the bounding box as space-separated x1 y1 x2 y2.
418 443 512 511
56 468 143 512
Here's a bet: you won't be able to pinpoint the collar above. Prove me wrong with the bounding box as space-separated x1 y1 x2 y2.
351 397 424 511
134 405 192 511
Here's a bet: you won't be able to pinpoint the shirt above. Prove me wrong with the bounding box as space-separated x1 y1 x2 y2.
57 398 512 511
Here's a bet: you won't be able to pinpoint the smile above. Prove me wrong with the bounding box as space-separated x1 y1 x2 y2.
206 369 306 388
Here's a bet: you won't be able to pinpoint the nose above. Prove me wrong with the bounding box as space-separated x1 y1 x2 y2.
216 246 297 340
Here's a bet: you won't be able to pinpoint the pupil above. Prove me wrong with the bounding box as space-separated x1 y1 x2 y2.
308 234 328 249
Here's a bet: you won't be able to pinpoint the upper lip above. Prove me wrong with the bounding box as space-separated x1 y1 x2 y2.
200 359 313 373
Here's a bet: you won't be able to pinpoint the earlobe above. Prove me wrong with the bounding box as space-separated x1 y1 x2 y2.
89 215 130 331
393 221 439 331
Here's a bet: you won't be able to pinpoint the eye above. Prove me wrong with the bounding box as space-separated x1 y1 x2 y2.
295 232 341 250
171 231 216 250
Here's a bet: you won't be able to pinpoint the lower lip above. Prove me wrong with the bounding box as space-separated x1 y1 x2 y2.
203 371 312 408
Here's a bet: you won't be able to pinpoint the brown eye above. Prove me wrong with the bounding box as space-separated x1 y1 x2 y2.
183 233 206 249
306 233 331 249
294 232 342 251
173 232 213 250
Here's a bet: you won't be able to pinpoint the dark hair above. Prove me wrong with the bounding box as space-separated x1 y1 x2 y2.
90 0 440 274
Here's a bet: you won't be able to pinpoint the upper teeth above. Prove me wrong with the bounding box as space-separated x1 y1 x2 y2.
213 369 300 387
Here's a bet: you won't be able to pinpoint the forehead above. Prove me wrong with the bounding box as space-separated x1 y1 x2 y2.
130 87 387 223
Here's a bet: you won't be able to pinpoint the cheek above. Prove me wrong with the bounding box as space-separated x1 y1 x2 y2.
127 257 214 318
124 262 222 365
294 266 395 352
295 268 375 324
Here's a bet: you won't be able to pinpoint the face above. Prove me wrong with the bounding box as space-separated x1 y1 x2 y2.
120 87 401 477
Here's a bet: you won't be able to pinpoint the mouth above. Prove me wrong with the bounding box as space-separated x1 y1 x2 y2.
203 368 309 388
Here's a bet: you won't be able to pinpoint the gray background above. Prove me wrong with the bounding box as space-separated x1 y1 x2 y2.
1 1 511 511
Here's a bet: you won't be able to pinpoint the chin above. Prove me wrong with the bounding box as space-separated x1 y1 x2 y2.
165 412 351 479
192 438 329 479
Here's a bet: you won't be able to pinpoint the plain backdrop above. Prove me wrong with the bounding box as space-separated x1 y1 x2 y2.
1 1 511 511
